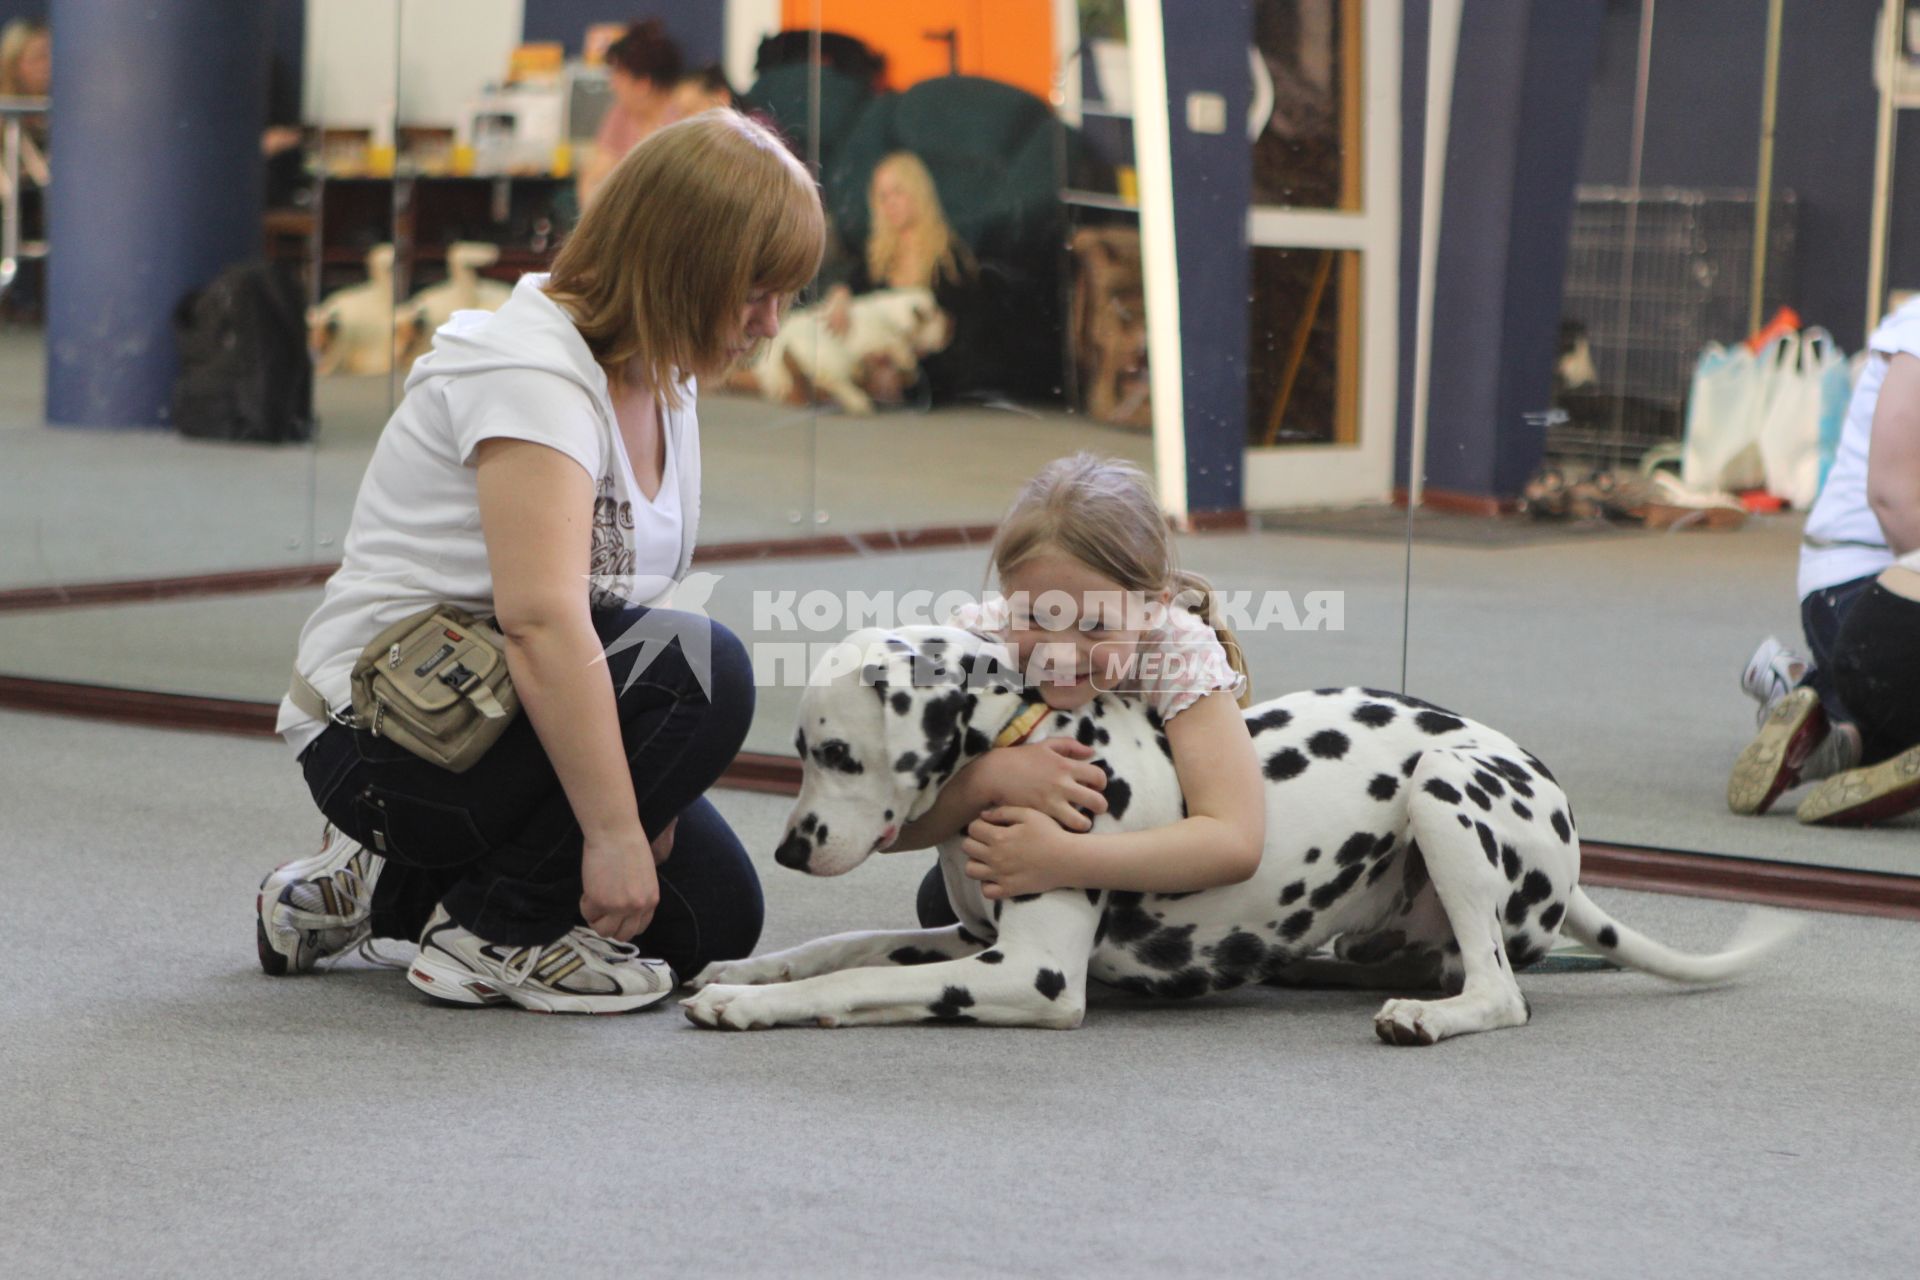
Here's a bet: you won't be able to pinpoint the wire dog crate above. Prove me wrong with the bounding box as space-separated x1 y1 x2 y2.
1552 186 1797 472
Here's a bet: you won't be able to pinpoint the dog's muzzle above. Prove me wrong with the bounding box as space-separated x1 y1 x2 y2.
774 833 813 870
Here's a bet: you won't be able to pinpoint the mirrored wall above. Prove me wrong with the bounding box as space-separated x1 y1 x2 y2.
1402 0 1920 875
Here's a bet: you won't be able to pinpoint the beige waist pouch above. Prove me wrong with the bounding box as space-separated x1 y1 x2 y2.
289 604 518 774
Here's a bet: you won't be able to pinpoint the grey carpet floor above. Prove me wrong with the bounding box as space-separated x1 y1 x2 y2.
3 708 1918 1279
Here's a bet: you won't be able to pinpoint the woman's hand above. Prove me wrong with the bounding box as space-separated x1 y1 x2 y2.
962 806 1081 899
581 832 661 941
824 285 853 337
972 739 1108 831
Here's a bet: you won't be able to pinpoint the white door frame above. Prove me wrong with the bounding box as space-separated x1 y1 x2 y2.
1241 1 1402 509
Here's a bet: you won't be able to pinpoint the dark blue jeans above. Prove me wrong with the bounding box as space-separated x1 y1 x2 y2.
297 606 762 977
1801 573 1878 726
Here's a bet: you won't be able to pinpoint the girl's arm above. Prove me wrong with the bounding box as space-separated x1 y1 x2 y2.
961 692 1265 897
1867 352 1920 557
892 739 1109 850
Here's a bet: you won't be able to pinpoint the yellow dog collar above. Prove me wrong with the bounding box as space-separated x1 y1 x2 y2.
992 702 1049 749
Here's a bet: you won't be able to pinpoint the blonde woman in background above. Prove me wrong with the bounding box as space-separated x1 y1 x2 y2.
822 150 974 340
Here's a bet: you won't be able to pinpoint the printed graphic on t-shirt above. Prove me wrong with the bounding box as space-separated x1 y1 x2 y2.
590 472 636 608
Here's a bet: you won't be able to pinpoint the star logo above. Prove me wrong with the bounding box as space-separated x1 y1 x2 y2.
589 571 725 698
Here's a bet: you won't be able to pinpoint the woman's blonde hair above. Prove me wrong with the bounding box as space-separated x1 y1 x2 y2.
0 19 49 96
989 452 1251 705
865 151 973 290
545 109 823 406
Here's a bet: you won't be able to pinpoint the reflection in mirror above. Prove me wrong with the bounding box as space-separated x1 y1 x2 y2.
1404 1 1920 874
0 2 318 598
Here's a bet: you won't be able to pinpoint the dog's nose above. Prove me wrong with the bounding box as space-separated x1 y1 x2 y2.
774 834 813 870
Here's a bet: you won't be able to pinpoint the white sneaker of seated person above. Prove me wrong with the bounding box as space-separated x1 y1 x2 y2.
407 904 676 1014
257 824 387 975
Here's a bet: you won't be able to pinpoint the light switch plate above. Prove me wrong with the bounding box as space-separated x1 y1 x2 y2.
1186 91 1227 134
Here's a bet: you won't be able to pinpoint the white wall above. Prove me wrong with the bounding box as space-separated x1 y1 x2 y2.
305 0 525 129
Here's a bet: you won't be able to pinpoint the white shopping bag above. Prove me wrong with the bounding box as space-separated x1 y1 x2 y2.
1758 329 1843 509
1682 342 1768 492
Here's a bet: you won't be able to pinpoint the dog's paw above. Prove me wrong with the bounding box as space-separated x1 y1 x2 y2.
681 984 779 1031
687 956 791 990
1374 998 1440 1047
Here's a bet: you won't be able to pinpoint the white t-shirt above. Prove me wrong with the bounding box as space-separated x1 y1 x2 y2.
1798 298 1920 597
276 275 701 756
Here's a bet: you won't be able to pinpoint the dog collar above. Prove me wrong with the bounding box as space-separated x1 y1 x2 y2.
992 702 1049 749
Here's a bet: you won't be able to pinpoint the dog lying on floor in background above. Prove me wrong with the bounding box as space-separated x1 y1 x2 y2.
728 287 951 414
683 626 1797 1041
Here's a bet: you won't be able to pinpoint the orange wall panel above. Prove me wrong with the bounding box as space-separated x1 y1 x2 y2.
780 0 1055 102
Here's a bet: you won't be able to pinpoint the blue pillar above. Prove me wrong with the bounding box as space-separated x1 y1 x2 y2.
1418 0 1604 502
46 0 271 429
1161 0 1254 514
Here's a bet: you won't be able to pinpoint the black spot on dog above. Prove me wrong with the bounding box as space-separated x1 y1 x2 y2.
1076 719 1098 747
1402 751 1423 778
890 691 911 715
1054 713 1071 728
1104 775 1132 821
991 899 1002 922
1456 814 1472 828
1598 925 1619 948
1504 891 1531 926
1473 770 1505 798
1034 968 1067 1000
1085 888 1102 906
1372 832 1396 857
1309 863 1366 910
1539 902 1565 932
1501 844 1520 881
926 986 976 1021
1474 821 1497 865
1246 707 1293 734
1424 779 1461 805
1137 924 1196 971
1304 846 1322 864
955 925 984 946
1366 853 1398 885
1416 710 1467 735
1308 729 1351 759
1102 892 1157 945
1524 752 1557 783
1213 930 1267 974
1154 890 1199 902
889 947 949 965
976 949 1004 964
799 813 817 835
1313 686 1344 696
1279 909 1315 941
1353 702 1397 728
1011 893 1041 904
1265 748 1308 781
1400 842 1429 898
1550 810 1572 843
1336 831 1376 866
1463 784 1491 811
893 751 919 774
963 728 989 756
1511 800 1532 821
1369 773 1399 801
1520 869 1553 905
1507 934 1544 968
1280 880 1306 906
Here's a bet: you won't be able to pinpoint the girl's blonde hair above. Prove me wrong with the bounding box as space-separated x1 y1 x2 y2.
0 19 49 96
865 151 973 290
989 452 1251 705
545 109 824 407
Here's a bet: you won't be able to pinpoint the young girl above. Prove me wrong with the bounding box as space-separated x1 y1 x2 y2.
896 453 1267 918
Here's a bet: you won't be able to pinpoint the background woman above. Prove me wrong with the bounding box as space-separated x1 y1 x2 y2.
577 18 684 208
264 111 825 1014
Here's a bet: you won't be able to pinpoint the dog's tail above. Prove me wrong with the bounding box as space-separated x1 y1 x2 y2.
1562 887 1803 984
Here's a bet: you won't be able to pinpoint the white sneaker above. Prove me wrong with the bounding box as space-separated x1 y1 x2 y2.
257 824 384 975
407 905 676 1014
1740 635 1808 727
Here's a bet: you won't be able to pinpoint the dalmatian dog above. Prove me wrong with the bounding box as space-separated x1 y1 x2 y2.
683 627 1796 1043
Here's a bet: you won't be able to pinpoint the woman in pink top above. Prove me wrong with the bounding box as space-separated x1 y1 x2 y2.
578 19 684 208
